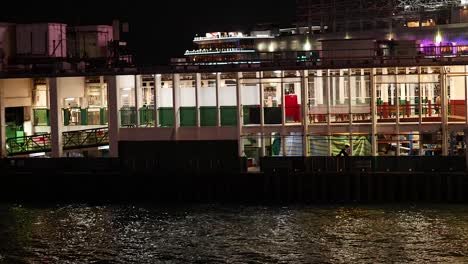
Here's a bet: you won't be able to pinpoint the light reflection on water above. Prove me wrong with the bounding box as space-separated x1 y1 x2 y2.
0 205 468 263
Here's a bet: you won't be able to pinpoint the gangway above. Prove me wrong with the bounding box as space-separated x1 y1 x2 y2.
6 127 109 156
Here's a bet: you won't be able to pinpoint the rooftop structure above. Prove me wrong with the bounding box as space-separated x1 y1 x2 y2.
296 0 468 32
0 20 133 74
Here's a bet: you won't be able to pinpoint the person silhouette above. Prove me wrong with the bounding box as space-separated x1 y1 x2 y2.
337 145 351 157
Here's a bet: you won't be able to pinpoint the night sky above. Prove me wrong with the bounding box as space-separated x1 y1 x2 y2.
0 1 296 65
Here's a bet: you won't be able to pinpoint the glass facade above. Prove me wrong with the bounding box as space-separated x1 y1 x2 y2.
241 72 261 125
158 74 174 127
45 65 468 158
117 75 136 128
137 75 156 127
220 73 238 126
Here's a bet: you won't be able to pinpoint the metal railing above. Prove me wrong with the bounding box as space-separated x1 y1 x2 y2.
6 134 51 156
185 49 256 55
6 127 109 156
63 127 109 150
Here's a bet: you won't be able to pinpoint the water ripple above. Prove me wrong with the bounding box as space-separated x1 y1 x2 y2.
0 204 467 263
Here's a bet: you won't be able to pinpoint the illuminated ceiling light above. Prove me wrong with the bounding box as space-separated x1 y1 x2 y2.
274 70 282 75
30 152 46 157
65 97 75 101
122 88 132 91
345 33 351 40
435 31 443 44
303 40 312 51
257 43 265 51
268 43 275 52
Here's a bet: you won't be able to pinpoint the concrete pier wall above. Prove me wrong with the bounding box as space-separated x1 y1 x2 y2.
0 157 467 203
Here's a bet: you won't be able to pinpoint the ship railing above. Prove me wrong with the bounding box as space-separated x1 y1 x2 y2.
173 44 468 68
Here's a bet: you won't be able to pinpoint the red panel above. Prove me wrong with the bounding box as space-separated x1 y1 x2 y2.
285 95 301 122
450 100 466 117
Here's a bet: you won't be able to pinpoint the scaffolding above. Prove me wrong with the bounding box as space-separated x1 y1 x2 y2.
395 0 461 23
296 0 396 32
296 0 465 32
396 0 461 12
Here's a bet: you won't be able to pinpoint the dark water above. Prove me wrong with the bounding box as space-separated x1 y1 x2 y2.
1 204 468 264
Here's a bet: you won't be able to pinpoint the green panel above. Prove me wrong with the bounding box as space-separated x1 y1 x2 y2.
414 97 420 115
200 106 217 127
180 107 197 127
86 108 102 125
242 105 260 125
120 108 136 127
100 108 108 125
6 124 23 141
6 125 16 139
139 107 155 127
220 106 238 126
15 131 25 144
159 107 174 127
80 109 88 125
243 105 250 125
264 107 282 124
63 109 70 126
33 109 50 126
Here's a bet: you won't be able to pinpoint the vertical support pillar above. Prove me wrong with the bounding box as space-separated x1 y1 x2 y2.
326 70 332 125
49 77 63 158
326 70 332 156
216 72 221 127
396 70 401 156
281 71 288 157
441 67 449 156
105 75 119 158
465 66 468 126
259 71 265 158
0 80 5 158
348 69 353 153
99 76 105 108
134 75 140 128
418 67 423 126
302 70 309 157
173 73 180 140
281 71 286 127
360 69 366 104
339 69 345 105
259 71 264 128
195 73 201 127
154 74 161 127
236 72 243 157
464 126 468 171
413 68 422 156
371 68 378 156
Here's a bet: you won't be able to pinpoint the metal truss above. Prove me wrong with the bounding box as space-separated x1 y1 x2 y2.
396 0 461 12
